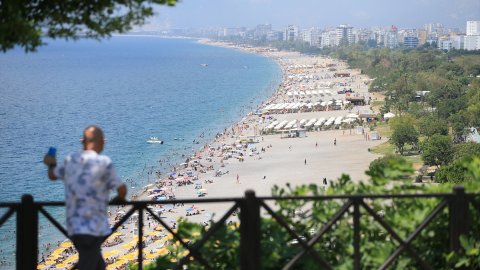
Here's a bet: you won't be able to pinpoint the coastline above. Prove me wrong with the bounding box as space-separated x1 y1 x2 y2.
38 39 385 270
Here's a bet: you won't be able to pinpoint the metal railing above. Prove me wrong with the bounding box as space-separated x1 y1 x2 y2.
1 186 479 270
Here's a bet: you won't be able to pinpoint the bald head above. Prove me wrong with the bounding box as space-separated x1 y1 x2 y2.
82 125 105 153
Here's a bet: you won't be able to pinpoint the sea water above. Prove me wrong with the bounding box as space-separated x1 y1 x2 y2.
0 36 281 266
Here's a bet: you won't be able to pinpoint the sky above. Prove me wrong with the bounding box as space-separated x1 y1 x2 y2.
149 0 480 30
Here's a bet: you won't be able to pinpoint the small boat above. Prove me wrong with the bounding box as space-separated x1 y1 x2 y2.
200 64 208 67
147 137 163 144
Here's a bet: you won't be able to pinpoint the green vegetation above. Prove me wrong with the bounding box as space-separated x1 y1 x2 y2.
136 157 480 270
0 0 178 52
315 44 480 184
421 135 454 167
389 118 419 155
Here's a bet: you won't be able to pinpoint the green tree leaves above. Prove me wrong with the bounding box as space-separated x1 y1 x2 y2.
0 0 178 52
389 118 419 155
421 135 454 167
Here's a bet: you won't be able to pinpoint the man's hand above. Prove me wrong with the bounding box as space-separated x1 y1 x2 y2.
43 154 57 167
44 155 58 180
110 196 126 204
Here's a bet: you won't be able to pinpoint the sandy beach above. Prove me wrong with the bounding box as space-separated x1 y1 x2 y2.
38 41 385 270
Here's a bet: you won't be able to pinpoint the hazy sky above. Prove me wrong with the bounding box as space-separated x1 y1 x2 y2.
152 0 479 30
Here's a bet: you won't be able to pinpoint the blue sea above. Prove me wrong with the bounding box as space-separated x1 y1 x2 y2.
0 36 281 266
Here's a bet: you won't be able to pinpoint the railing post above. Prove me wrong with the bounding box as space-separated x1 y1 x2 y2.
138 207 144 270
353 199 361 270
17 194 38 270
449 186 469 253
240 190 261 270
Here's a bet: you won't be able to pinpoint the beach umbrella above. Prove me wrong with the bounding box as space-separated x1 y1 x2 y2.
103 250 119 257
122 253 137 261
146 230 159 236
186 207 194 212
63 254 78 264
55 263 67 268
60 241 73 248
145 253 157 259
108 260 125 268
156 247 169 256
37 264 47 269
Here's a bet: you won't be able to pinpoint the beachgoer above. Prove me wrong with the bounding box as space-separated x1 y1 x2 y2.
236 174 240 184
44 125 127 270
334 139 337 146
315 142 318 147
323 177 327 186
304 159 307 165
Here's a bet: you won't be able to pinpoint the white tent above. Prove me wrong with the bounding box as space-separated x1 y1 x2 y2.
314 118 326 127
345 113 359 119
384 112 395 119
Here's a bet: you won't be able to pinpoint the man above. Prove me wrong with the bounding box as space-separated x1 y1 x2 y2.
44 125 127 270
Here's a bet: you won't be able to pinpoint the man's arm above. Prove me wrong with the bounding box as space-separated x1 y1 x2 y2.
43 155 58 180
117 184 127 200
111 184 127 204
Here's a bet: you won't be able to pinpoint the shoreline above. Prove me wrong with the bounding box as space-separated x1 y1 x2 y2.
38 40 385 270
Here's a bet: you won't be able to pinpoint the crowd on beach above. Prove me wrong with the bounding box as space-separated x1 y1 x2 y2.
34 43 381 270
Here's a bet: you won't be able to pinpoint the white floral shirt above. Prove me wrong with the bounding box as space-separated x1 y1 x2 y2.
55 150 122 237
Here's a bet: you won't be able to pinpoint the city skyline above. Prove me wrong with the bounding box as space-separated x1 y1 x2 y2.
151 0 479 30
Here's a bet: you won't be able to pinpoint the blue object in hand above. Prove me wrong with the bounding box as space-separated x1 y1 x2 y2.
47 147 57 157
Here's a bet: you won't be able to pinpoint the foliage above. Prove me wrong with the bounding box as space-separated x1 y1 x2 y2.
138 157 480 270
389 118 419 155
366 154 413 185
0 0 177 52
465 82 480 129
418 116 449 138
453 142 480 161
436 143 480 183
421 135 454 167
435 159 472 183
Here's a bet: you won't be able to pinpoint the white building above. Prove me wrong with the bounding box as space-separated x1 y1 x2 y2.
439 40 453 51
464 35 480 50
302 28 322 47
335 25 354 46
320 30 337 48
385 26 399 48
450 35 465 50
465 20 480 50
466 21 480 36
284 25 299 41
